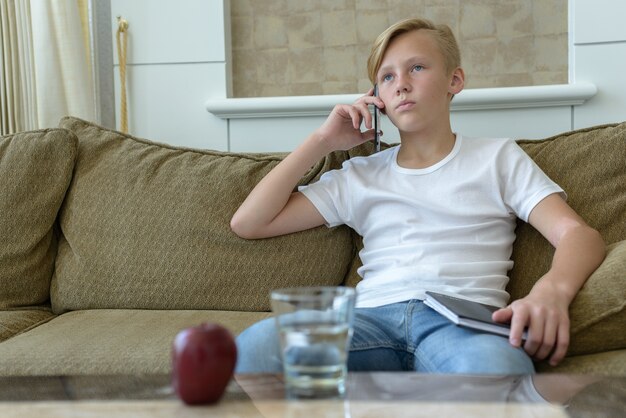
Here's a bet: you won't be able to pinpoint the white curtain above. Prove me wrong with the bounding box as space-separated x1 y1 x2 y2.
0 0 95 135
1 0 37 134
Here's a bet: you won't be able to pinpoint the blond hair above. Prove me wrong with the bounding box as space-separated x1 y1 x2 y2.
367 18 461 84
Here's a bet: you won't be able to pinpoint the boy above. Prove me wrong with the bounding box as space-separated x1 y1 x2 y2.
231 18 605 374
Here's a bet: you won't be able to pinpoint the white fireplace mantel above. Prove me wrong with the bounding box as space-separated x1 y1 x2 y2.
205 82 597 119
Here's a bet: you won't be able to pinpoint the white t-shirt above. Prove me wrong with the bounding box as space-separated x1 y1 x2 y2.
299 135 565 308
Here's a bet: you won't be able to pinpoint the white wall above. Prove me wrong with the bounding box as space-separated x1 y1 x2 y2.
110 0 230 150
570 0 626 128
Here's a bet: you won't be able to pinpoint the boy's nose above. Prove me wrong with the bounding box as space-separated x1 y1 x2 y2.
395 76 411 94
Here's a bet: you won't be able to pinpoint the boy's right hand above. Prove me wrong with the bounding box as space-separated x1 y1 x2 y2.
315 89 385 153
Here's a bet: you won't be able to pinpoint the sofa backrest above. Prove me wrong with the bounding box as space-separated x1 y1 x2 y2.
509 122 626 299
0 129 77 309
51 117 355 313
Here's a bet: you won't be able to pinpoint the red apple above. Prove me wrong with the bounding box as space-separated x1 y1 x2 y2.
172 322 237 405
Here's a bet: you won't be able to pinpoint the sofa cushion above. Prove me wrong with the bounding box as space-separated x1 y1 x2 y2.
536 349 626 376
566 240 626 356
53 117 354 313
0 129 77 308
0 309 56 342
0 309 271 376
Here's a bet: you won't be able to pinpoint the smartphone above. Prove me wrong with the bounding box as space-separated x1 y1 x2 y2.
373 84 381 153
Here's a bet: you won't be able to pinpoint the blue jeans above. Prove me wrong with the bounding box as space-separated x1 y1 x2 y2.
236 300 534 375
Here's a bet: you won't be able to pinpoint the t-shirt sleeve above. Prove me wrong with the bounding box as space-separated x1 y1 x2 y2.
500 140 566 222
297 162 352 228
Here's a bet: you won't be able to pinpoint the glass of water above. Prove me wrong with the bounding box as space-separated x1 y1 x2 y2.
271 286 356 399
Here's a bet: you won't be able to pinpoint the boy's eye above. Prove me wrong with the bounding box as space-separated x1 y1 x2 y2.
382 74 393 82
412 65 423 72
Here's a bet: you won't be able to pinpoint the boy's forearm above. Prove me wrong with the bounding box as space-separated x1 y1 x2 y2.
530 224 605 303
230 132 330 235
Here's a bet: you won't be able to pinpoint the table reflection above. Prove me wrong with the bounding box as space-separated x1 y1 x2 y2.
236 372 626 418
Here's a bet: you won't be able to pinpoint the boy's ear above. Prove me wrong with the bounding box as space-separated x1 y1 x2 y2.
449 67 465 95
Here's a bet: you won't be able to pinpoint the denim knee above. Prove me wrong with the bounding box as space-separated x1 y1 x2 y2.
416 332 535 375
235 317 282 373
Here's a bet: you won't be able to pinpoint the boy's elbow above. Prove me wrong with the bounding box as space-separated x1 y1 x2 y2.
230 214 261 240
230 215 250 239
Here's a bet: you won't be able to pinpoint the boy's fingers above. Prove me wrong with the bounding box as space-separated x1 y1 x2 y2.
492 306 512 323
534 315 557 360
347 107 362 130
360 105 373 129
549 321 570 366
362 129 376 141
508 305 529 348
523 311 546 357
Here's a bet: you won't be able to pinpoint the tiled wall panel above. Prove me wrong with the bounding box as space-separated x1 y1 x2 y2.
230 0 568 97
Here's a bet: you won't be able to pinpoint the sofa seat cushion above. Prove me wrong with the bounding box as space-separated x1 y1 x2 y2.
536 349 626 376
0 129 77 308
54 117 354 313
0 309 271 376
0 309 56 342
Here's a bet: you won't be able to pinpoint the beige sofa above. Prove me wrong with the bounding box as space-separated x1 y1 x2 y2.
1 117 624 376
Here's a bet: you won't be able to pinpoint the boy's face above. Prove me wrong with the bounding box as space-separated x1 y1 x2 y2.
375 30 464 136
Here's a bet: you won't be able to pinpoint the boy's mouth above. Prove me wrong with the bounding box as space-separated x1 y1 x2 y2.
395 100 416 111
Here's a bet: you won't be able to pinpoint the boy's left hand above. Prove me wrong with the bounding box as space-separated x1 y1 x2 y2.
492 279 571 366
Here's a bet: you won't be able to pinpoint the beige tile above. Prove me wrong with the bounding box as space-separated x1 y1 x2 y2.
496 35 534 74
287 1 318 14
460 0 496 40
232 49 258 83
322 10 357 46
230 0 255 17
289 47 324 84
233 77 259 98
356 10 390 44
535 34 568 72
356 0 390 11
252 0 288 16
322 81 358 95
232 49 260 97
257 48 290 84
463 73 497 89
253 15 288 50
259 83 291 97
229 0 569 97
533 0 568 35
324 46 357 82
424 0 463 5
287 12 322 48
321 0 357 11
231 16 254 51
290 82 324 96
532 70 568 86
461 38 499 75
496 72 534 87
356 44 373 74
358 78 374 93
387 0 426 26
424 3 461 30
494 1 533 38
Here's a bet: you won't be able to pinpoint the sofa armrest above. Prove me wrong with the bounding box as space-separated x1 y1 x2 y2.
567 240 626 356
